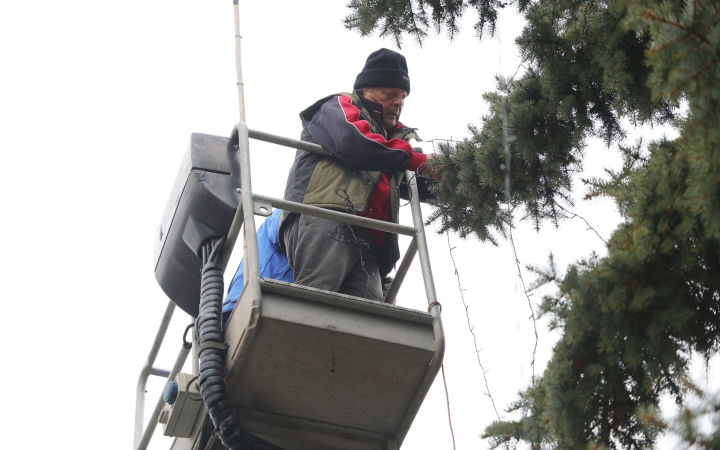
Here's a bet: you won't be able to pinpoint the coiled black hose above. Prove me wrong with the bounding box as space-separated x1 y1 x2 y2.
197 237 265 450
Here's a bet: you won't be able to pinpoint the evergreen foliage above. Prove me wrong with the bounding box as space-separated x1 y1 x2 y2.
347 0 720 448
344 0 506 46
638 383 720 449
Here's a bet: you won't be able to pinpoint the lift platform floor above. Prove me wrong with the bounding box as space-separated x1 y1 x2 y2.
207 278 439 450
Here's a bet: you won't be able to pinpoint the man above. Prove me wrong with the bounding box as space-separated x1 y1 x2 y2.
279 48 439 302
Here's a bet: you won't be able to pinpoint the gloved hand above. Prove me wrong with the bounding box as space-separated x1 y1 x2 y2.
418 153 441 182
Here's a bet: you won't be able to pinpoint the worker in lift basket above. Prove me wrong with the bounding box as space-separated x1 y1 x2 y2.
221 49 440 326
277 47 441 301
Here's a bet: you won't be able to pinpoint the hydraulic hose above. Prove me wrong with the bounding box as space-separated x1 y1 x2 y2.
197 237 265 450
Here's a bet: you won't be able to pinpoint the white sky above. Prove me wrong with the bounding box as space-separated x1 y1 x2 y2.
1 1 708 449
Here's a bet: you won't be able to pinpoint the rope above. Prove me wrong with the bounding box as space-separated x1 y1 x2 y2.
427 294 454 449
441 364 457 450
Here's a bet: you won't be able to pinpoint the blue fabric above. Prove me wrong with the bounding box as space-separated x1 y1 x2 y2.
222 209 293 315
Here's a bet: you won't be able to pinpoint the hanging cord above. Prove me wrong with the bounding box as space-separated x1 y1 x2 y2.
447 232 502 420
499 34 536 445
196 237 266 450
186 375 202 402
441 364 456 450
182 323 194 350
427 301 455 449
553 202 609 245
507 226 538 380
497 76 539 382
331 222 373 299
331 185 375 299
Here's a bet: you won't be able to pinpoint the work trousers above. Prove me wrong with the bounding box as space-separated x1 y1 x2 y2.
280 213 383 302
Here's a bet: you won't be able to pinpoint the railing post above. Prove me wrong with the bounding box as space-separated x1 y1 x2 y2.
134 300 176 449
392 171 446 444
236 122 261 293
135 340 192 450
406 170 439 308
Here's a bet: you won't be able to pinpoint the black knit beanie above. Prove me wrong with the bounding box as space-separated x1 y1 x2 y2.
353 48 410 95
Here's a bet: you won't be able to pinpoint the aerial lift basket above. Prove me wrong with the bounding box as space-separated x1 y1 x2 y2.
142 122 444 450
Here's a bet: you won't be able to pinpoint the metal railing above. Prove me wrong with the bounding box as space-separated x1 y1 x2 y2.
134 122 444 450
134 301 194 450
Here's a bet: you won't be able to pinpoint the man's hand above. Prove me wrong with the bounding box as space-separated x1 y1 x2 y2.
417 153 441 182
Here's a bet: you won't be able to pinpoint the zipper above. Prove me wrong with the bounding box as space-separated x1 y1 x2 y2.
360 171 380 214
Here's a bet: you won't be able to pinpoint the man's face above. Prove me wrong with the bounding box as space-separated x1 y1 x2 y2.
362 87 407 129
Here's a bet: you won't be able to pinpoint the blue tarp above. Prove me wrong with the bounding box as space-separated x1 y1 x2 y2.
222 209 293 315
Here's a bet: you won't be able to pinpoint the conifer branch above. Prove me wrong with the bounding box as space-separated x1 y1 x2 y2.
643 10 711 46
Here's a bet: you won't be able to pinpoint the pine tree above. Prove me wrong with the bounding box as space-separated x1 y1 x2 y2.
346 0 720 448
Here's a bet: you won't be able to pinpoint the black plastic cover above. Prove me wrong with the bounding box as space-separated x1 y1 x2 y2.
154 132 240 317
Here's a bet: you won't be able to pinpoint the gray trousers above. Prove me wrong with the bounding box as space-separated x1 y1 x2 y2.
280 214 383 302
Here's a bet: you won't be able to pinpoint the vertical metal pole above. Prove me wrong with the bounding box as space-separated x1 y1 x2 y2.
237 123 261 291
134 300 176 449
384 238 418 305
406 171 439 308
233 0 251 288
233 0 246 123
393 171 446 445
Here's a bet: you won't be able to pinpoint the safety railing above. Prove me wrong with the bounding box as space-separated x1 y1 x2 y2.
133 122 444 450
133 302 194 450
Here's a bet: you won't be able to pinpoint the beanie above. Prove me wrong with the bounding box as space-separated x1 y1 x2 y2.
353 48 410 95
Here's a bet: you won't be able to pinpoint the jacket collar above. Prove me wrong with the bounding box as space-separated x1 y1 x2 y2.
357 94 409 133
300 92 419 139
357 96 384 122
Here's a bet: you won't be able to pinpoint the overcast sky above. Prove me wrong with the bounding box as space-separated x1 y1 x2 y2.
1 1 704 449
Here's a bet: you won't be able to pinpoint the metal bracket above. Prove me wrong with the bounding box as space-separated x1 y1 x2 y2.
197 341 228 353
254 200 272 217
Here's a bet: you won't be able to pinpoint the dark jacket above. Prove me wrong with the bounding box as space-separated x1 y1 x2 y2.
282 91 433 276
